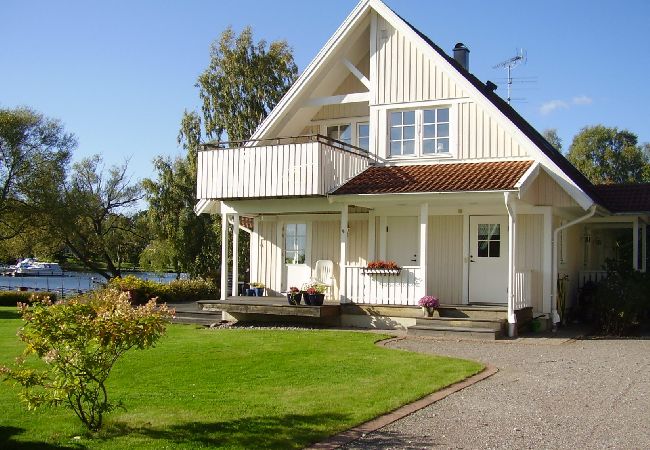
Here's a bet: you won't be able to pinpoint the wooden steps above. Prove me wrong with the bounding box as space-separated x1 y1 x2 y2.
406 305 508 340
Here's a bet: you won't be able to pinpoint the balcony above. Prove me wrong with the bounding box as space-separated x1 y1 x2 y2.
196 135 371 200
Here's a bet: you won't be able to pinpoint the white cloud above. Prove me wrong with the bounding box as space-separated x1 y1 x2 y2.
539 95 594 115
572 95 593 105
540 100 569 115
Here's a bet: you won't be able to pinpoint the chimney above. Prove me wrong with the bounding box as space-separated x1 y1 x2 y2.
453 43 470 70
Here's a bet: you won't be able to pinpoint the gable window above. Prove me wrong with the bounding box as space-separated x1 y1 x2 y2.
357 122 369 151
389 107 451 157
327 124 351 145
285 223 306 264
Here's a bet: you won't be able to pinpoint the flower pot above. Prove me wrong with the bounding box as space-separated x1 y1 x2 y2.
246 288 256 296
422 306 438 317
254 287 264 296
309 293 325 306
287 293 301 305
303 294 312 306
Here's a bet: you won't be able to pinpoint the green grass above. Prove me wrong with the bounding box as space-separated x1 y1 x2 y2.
0 306 483 449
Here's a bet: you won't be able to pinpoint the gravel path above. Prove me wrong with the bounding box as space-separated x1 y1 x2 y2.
344 334 650 449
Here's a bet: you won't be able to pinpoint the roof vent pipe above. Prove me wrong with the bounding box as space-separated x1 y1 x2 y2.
453 42 470 70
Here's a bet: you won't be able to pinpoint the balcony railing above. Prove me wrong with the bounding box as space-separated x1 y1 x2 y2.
197 135 371 200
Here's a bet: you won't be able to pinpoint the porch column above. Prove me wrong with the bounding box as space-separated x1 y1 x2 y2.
232 214 240 297
367 211 376 262
340 204 349 303
633 217 639 270
419 203 428 299
220 212 229 300
505 193 517 337
643 223 647 273
542 208 553 315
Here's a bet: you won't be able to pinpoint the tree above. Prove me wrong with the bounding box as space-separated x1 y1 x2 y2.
144 27 297 279
542 128 562 152
0 107 73 240
567 125 650 184
1 292 173 431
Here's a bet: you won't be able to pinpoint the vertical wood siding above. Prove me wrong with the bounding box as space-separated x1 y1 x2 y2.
427 215 464 304
252 220 281 296
311 220 340 299
520 170 578 207
347 219 368 266
312 103 370 121
515 214 543 313
374 16 466 105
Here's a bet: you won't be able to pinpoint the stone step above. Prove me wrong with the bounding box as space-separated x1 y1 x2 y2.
438 305 508 320
415 316 506 332
407 324 500 340
172 310 222 326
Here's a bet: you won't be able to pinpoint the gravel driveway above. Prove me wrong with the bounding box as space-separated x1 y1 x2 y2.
344 333 650 449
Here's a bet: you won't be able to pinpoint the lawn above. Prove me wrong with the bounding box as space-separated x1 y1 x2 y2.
0 306 483 449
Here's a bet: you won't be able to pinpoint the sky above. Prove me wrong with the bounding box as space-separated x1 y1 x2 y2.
2 0 649 184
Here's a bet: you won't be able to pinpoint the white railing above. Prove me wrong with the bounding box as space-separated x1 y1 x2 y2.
344 266 422 305
197 135 370 199
579 270 607 288
513 270 532 310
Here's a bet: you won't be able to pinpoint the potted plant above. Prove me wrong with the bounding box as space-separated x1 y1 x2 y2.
304 282 327 306
363 260 402 275
418 295 440 317
287 286 302 305
250 282 265 296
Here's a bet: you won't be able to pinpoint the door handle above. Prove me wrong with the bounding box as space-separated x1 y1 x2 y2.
469 255 475 263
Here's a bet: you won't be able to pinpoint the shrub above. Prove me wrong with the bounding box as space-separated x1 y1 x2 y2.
592 260 650 336
163 278 219 302
0 291 58 307
1 291 173 431
107 275 218 303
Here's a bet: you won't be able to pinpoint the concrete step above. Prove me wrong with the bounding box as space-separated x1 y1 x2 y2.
173 310 222 326
407 324 500 340
415 316 506 332
438 305 508 320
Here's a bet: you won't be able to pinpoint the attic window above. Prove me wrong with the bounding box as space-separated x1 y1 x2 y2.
327 124 351 145
389 107 451 157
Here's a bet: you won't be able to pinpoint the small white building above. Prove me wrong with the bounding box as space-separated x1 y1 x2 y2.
195 0 649 336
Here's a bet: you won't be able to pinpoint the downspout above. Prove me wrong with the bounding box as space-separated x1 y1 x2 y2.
551 205 597 329
504 192 517 338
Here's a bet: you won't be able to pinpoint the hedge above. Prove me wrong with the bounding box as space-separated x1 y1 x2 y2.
0 291 59 307
106 275 219 304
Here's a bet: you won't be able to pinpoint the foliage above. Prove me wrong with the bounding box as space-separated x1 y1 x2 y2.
418 295 440 308
303 282 327 294
0 107 74 241
592 260 650 335
567 125 650 184
0 291 58 307
0 292 173 431
197 26 298 143
138 239 176 273
366 260 400 270
249 281 265 288
107 275 218 303
542 128 562 152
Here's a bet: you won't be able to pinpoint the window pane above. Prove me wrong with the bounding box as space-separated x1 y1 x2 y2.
403 110 415 125
478 224 489 240
437 108 449 122
285 251 296 264
423 124 435 139
359 137 369 151
390 141 401 155
403 140 415 154
478 241 489 257
422 139 435 153
326 126 338 140
423 109 435 124
489 224 500 239
489 241 500 257
358 123 369 138
403 125 415 140
296 236 306 253
437 123 449 137
390 112 402 126
297 251 306 264
339 124 351 143
436 138 449 153
390 127 402 141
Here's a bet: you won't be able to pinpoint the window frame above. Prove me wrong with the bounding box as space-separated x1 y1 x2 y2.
387 105 454 159
318 117 370 151
284 223 308 265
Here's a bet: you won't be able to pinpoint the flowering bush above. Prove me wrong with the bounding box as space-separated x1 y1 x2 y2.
303 282 327 294
107 275 218 304
418 295 440 308
367 260 400 270
288 286 300 294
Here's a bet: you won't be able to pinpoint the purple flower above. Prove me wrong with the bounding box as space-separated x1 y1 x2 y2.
418 296 439 308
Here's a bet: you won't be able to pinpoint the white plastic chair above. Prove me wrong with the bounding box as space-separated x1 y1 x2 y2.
311 260 334 298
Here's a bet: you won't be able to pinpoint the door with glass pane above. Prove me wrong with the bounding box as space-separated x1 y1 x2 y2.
468 216 508 303
282 223 310 292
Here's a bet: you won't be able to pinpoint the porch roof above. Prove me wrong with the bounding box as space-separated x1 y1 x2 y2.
331 160 533 195
592 183 650 213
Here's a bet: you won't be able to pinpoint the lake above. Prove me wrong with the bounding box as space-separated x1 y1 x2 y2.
0 271 184 298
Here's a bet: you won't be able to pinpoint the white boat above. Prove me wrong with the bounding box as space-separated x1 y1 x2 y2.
13 258 64 276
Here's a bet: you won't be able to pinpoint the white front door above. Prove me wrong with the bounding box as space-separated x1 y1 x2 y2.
386 216 419 266
469 216 508 303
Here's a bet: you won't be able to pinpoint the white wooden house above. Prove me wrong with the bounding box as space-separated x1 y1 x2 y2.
195 0 649 336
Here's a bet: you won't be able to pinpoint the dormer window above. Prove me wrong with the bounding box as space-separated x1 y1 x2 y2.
389 107 451 157
327 124 351 145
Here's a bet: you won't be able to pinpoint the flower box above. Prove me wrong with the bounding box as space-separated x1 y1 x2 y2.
362 268 402 276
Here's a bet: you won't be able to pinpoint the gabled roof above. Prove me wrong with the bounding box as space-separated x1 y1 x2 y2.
592 183 650 214
332 161 533 195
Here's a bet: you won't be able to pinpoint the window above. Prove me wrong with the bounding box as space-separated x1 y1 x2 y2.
327 124 351 145
285 223 306 264
477 224 500 258
357 122 369 151
389 107 450 157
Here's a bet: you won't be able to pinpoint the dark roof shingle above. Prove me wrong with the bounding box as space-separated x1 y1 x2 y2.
592 184 650 213
332 161 533 195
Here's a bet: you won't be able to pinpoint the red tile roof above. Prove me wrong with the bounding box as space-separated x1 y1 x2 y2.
592 183 650 213
332 161 533 195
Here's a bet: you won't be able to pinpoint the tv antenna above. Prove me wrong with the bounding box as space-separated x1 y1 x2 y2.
493 49 527 104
